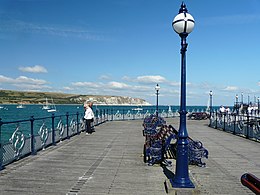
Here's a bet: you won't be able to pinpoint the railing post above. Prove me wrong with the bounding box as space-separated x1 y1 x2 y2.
100 110 103 123
215 112 218 129
223 113 226 131
95 109 98 125
233 114 236 135
123 109 125 120
246 113 249 139
76 112 79 135
52 113 56 146
0 118 3 170
111 109 113 121
66 112 70 139
30 116 37 155
209 111 212 127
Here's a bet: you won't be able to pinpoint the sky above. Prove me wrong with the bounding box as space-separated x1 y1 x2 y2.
0 0 260 106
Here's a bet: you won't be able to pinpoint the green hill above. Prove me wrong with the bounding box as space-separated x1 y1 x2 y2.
0 90 150 105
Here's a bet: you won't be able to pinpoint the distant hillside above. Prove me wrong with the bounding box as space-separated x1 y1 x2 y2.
0 90 151 105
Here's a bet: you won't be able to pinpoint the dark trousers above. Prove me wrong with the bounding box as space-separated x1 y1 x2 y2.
85 119 92 133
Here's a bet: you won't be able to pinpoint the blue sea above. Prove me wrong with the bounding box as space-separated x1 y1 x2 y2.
0 104 211 122
0 104 212 143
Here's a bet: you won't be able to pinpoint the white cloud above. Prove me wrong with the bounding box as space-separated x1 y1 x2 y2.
13 83 51 90
0 75 13 83
0 75 49 90
223 86 238 91
136 75 167 84
68 79 153 96
63 86 73 90
19 65 47 73
16 76 47 85
71 82 101 88
108 81 129 89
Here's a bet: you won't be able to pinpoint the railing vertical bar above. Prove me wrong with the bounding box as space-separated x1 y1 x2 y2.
246 113 249 139
100 110 102 124
233 114 236 135
223 114 226 131
66 112 70 139
215 112 218 129
52 114 56 146
76 112 79 135
30 116 36 155
96 109 98 125
0 118 3 170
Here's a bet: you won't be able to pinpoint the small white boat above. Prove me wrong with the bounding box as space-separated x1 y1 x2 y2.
168 105 172 112
132 107 143 111
47 98 56 112
42 98 50 110
17 101 25 109
17 104 25 109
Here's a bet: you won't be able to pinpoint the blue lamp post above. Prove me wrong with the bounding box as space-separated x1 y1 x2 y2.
171 2 195 188
155 84 160 117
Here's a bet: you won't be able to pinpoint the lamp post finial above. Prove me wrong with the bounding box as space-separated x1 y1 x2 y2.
179 2 188 13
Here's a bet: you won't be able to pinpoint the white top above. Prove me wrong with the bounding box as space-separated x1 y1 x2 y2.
219 106 225 113
84 107 94 120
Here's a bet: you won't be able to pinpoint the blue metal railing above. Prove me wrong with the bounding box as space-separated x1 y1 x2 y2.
209 111 260 142
0 108 178 170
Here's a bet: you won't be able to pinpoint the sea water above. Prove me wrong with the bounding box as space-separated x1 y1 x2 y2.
0 104 211 122
0 104 210 143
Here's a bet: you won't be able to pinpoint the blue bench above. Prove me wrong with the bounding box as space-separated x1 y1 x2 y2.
142 115 208 167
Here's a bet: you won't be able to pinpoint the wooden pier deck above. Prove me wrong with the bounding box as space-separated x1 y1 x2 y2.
0 118 259 194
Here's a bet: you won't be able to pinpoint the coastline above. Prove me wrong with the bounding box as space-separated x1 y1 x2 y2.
0 103 152 106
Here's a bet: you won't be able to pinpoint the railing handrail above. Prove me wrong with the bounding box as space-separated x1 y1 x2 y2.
208 111 260 142
0 108 177 170
0 112 82 125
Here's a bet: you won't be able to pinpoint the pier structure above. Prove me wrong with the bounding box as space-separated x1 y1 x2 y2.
0 108 179 169
209 111 260 141
0 117 259 194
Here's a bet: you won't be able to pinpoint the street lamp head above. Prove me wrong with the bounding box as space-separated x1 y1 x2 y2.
209 91 213 96
155 84 160 92
172 2 195 35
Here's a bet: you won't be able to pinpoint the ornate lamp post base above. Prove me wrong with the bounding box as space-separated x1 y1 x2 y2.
170 140 195 188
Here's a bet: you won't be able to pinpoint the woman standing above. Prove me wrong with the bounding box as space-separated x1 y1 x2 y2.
84 101 94 135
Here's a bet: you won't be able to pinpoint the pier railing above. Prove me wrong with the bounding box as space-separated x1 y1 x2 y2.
209 111 260 142
0 108 178 170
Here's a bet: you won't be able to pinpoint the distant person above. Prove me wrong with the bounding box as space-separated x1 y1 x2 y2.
226 107 230 113
247 105 253 115
219 105 225 113
84 101 94 135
